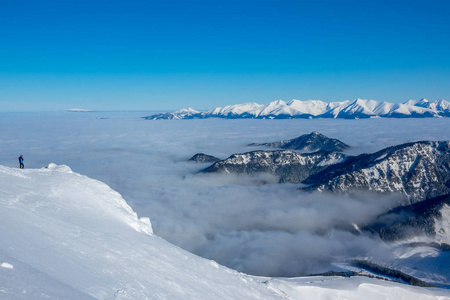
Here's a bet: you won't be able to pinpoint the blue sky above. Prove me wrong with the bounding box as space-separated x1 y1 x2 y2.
0 0 449 111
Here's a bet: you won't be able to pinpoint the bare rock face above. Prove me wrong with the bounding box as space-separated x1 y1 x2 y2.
303 141 450 204
189 153 220 163
249 132 350 152
202 150 347 183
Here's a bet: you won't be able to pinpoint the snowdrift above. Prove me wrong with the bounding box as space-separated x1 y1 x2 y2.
0 164 448 299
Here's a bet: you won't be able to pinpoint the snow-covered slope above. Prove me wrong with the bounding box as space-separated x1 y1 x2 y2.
1 164 449 299
0 164 281 299
144 99 450 120
267 276 449 300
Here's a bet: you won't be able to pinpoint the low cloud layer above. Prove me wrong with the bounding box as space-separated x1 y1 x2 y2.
1 112 449 276
157 181 401 275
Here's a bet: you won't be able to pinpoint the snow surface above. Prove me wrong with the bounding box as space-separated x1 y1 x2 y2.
389 244 450 287
1 164 449 299
268 276 450 300
0 164 280 299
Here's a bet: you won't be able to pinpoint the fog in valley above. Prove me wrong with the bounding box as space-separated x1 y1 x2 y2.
1 112 449 276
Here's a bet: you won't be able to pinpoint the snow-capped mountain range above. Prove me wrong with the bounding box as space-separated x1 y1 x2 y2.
145 98 450 119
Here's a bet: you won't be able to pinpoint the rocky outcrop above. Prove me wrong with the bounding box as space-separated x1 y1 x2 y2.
248 132 350 152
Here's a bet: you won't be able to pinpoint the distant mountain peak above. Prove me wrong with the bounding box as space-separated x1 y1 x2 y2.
189 153 220 163
67 108 92 112
249 132 350 152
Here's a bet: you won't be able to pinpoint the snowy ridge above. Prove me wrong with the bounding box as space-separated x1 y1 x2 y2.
145 98 450 119
305 141 450 203
0 164 280 299
1 164 449 299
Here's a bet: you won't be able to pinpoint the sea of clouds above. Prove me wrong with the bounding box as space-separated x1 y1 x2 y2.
1 112 449 276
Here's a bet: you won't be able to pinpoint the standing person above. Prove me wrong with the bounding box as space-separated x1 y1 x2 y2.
19 155 24 169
